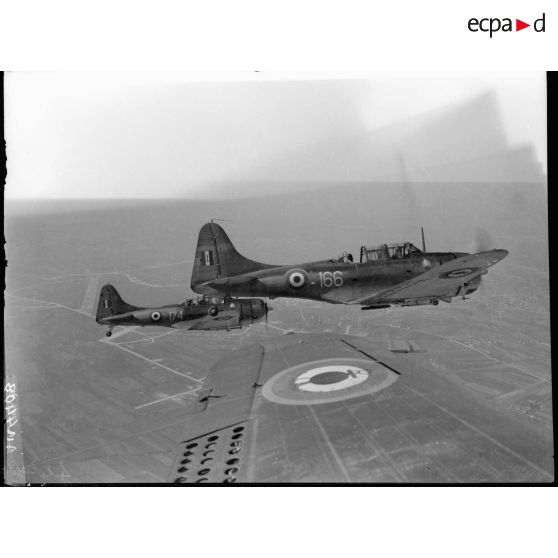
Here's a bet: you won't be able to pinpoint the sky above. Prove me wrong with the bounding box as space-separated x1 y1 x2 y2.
4 72 547 199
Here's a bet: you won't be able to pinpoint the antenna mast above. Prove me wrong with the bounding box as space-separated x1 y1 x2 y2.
421 227 426 252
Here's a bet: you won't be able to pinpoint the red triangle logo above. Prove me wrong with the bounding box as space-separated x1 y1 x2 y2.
516 19 530 31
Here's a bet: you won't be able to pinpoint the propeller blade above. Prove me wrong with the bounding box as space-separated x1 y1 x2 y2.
264 301 273 328
476 271 488 294
474 227 493 253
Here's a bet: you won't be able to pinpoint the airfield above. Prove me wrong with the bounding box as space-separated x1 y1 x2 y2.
4 182 553 483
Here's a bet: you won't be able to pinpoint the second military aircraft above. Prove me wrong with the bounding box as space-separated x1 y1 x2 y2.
96 284 270 337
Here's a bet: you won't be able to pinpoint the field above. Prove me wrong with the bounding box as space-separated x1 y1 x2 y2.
4 182 552 483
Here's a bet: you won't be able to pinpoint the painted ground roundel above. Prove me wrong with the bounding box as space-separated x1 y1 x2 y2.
262 357 399 405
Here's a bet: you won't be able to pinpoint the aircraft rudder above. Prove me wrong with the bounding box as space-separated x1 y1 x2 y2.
191 222 267 289
96 284 138 321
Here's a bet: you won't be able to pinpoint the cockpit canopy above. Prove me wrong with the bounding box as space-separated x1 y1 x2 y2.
360 242 422 262
182 295 221 307
330 251 355 263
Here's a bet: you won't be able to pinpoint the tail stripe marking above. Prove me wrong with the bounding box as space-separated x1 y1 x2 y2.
202 250 215 266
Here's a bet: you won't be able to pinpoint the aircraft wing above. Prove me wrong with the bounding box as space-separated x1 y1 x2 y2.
173 310 241 330
353 249 508 306
168 329 551 483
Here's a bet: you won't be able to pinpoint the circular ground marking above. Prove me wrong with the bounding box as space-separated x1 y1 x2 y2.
295 365 369 392
262 358 398 406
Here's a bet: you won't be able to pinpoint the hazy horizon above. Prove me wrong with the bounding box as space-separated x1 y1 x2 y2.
5 72 547 200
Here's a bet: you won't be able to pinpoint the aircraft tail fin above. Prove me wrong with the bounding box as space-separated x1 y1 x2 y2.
96 284 139 323
191 222 275 292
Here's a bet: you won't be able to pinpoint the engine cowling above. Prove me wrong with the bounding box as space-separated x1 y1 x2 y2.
197 298 269 329
237 298 268 323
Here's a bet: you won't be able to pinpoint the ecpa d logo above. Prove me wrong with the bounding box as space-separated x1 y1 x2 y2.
468 13 545 37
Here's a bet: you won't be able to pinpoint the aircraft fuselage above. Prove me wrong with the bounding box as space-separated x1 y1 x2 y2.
194 251 476 304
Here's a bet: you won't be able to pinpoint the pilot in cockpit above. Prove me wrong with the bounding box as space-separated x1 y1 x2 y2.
331 251 354 263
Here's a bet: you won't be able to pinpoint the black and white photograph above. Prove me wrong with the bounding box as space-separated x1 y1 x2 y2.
4 71 551 484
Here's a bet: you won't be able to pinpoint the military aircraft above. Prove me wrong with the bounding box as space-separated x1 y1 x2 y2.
95 284 270 337
191 222 508 309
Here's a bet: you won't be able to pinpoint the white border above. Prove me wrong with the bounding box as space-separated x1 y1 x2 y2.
0 1 556 69
3 488 556 557
1 0 553 554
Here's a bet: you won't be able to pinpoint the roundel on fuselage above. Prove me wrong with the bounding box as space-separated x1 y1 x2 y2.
151 311 161 321
287 269 307 288
440 267 481 279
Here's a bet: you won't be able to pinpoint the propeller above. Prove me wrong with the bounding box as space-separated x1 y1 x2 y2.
469 227 495 296
474 227 493 253
264 300 273 329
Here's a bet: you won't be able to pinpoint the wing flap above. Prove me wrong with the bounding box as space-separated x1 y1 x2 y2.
167 343 265 483
181 310 241 330
170 421 253 484
354 249 508 306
